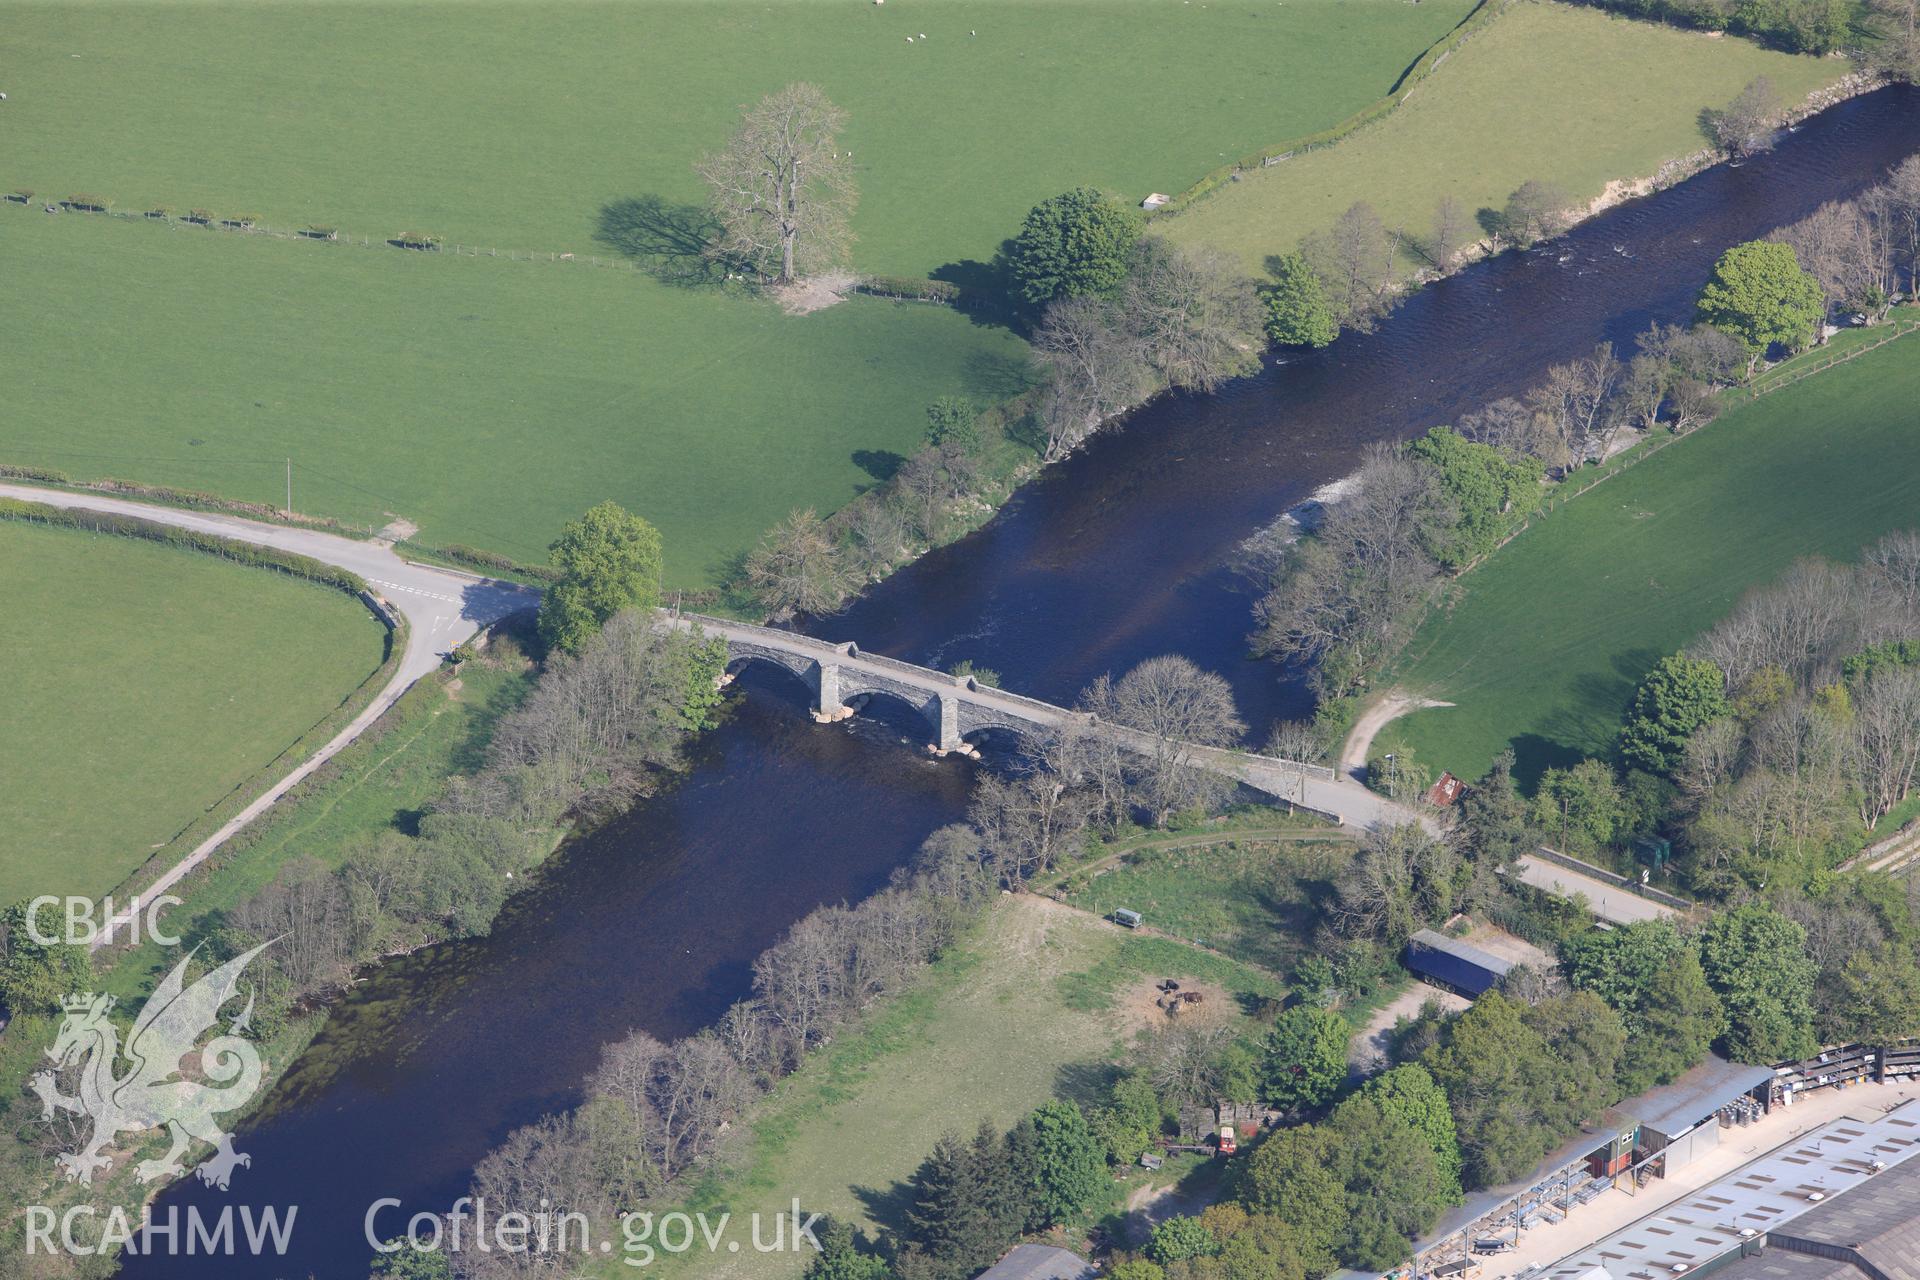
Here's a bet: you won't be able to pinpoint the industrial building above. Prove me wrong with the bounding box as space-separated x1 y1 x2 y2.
1403 929 1516 998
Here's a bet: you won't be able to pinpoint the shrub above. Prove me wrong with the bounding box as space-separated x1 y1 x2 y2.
6 189 33 203
0 463 70 484
146 205 172 219
856 275 961 303
186 208 215 224
394 231 443 250
63 193 111 212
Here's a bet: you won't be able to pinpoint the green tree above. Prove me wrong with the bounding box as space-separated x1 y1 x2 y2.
1562 920 1724 1092
1456 751 1536 869
1408 427 1543 570
1210 1214 1308 1280
371 1247 455 1279
803 1218 890 1280
1024 1101 1107 1227
1423 993 1585 1188
1359 1064 1463 1193
1533 759 1624 853
1149 1215 1218 1265
1620 655 1731 774
1262 1005 1350 1111
538 501 664 654
1832 946 1920 1044
0 901 92 1016
1697 904 1819 1062
1238 1124 1344 1275
1263 252 1339 348
1696 240 1827 367
1329 1095 1453 1269
1008 187 1141 306
678 631 731 731
926 396 982 454
1110 1263 1167 1280
900 1129 1011 1280
1088 1070 1161 1166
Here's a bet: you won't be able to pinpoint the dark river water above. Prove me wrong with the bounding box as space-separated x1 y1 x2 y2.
120 85 1920 1279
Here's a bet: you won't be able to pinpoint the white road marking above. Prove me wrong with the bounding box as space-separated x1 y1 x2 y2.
370 578 460 604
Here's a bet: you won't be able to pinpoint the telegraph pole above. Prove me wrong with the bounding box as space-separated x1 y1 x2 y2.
285 458 291 517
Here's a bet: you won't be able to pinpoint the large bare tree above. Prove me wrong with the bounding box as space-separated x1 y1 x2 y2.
1081 655 1245 824
696 82 856 283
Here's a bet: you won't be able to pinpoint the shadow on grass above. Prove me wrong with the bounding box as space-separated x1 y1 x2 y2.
594 195 733 288
852 449 906 483
1507 732 1588 793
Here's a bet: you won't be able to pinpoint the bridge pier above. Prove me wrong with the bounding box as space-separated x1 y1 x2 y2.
810 661 853 723
930 693 963 756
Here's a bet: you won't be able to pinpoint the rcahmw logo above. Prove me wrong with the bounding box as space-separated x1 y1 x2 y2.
32 940 273 1188
25 1204 297 1258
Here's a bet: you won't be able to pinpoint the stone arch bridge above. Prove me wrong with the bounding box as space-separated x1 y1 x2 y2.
668 613 1416 832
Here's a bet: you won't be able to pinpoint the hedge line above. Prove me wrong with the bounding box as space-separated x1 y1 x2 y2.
0 464 349 529
421 541 563 583
855 274 964 304
1149 0 1508 219
0 498 368 595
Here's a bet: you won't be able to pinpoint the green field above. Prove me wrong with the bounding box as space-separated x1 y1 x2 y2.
5 0 1475 275
0 0 1476 578
0 522 389 902
1163 2 1843 272
658 896 1280 1280
0 209 1028 581
1383 337 1920 788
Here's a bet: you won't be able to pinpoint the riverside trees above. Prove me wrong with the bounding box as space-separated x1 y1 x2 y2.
538 501 664 654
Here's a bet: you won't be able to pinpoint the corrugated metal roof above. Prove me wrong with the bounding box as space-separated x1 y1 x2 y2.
1633 1056 1778 1138
975 1245 1095 1280
1405 929 1515 997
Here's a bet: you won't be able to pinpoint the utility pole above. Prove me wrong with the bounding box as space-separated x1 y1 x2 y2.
285 458 291 517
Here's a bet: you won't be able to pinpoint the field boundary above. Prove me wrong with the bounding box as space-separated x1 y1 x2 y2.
1148 0 1510 220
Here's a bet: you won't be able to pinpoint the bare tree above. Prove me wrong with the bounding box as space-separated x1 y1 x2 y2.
1709 77 1781 159
1852 668 1920 826
1328 822 1458 942
846 499 910 581
1423 194 1471 270
1457 396 1562 465
466 1114 600 1278
695 83 856 283
1780 200 1894 322
1303 201 1398 332
1528 344 1623 465
1032 295 1152 460
1255 445 1446 696
1866 0 1920 83
1265 719 1327 804
1860 529 1920 640
743 508 852 619
1119 237 1264 392
1083 655 1246 824
1136 1023 1232 1107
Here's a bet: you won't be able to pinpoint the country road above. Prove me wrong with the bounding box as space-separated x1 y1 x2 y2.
0 483 538 937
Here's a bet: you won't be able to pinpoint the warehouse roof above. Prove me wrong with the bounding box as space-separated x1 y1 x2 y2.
1404 929 1515 997
974 1245 1095 1280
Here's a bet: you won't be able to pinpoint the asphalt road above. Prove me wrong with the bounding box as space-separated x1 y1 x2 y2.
0 483 537 936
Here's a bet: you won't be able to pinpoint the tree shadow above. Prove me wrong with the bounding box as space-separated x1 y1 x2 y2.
1508 733 1588 793
1054 1059 1119 1107
929 240 1028 332
852 449 906 483
1475 206 1505 241
850 1175 920 1239
962 348 1041 402
594 195 732 288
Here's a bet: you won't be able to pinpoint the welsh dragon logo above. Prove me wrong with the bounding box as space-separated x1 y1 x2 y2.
29 941 273 1190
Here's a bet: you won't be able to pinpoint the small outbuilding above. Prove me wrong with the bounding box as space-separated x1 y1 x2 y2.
973 1244 1096 1280
1632 1054 1775 1173
1141 192 1171 210
1403 928 1514 998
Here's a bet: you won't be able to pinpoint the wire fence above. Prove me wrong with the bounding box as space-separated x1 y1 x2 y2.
5 196 651 273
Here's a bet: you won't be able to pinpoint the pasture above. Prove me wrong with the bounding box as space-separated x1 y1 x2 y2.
0 209 1026 584
0 521 390 903
1162 2 1844 272
0 0 1476 576
1382 338 1920 788
654 895 1280 1280
4 0 1476 275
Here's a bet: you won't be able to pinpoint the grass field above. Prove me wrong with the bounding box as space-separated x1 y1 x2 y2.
0 209 1029 581
1061 829 1349 976
4 0 1475 276
656 896 1281 1280
0 521 389 903
0 0 1478 577
1381 336 1920 789
1163 2 1844 272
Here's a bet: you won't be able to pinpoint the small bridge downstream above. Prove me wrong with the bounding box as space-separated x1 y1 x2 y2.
668 612 1422 832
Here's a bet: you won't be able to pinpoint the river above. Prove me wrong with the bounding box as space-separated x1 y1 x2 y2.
119 84 1920 1279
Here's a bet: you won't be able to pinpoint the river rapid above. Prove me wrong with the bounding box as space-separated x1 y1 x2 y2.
117 85 1920 1280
